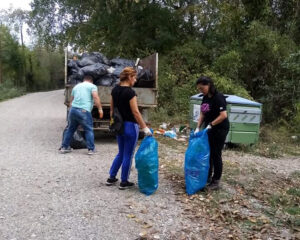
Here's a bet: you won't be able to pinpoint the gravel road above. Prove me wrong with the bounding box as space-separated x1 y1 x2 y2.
0 90 203 240
2 90 298 240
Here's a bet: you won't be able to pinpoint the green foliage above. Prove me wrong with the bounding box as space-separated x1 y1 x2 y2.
0 24 24 86
157 42 251 117
293 102 300 134
0 81 25 101
30 0 184 56
239 21 297 122
201 70 252 99
212 50 242 83
26 47 64 91
0 22 64 98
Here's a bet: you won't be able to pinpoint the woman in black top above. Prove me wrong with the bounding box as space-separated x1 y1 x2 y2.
106 67 152 190
195 76 229 190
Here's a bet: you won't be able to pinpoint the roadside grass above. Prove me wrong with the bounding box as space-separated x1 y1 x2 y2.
0 82 25 102
150 110 300 158
237 125 300 158
156 134 300 239
149 108 189 128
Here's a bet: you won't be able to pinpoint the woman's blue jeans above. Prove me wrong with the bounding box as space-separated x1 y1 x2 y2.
62 107 95 150
109 121 139 182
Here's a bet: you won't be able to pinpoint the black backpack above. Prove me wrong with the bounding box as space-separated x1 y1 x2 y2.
109 89 124 134
109 106 124 134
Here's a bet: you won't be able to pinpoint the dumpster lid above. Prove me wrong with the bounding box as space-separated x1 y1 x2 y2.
190 94 262 107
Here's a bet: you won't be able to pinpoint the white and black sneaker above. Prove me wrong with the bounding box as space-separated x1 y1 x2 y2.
87 149 96 155
106 177 118 186
119 181 135 190
60 147 72 154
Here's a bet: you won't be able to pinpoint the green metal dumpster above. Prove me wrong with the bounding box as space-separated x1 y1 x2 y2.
189 94 262 144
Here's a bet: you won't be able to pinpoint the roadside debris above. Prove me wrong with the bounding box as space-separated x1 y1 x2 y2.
155 123 190 142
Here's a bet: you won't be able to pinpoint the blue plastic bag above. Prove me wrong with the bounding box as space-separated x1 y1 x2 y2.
135 136 159 195
184 129 210 195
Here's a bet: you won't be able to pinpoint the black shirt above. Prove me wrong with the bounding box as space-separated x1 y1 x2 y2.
201 92 229 130
111 85 137 123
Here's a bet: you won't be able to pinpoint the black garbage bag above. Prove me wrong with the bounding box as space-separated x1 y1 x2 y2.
112 78 120 87
90 52 111 65
68 70 84 84
81 63 108 79
135 69 154 88
79 52 110 67
77 56 98 67
112 66 125 78
67 60 80 75
94 74 116 86
110 58 135 67
62 127 87 149
68 75 82 85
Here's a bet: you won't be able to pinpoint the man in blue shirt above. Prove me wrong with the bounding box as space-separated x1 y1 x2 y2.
60 75 103 155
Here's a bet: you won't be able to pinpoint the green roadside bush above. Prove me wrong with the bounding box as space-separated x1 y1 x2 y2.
0 82 25 101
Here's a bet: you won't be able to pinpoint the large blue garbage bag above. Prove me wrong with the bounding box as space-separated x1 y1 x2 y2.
185 129 210 195
135 136 159 196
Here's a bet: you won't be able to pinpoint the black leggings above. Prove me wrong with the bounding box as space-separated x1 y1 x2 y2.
208 128 229 181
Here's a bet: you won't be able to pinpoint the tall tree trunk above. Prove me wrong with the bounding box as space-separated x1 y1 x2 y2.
20 22 27 90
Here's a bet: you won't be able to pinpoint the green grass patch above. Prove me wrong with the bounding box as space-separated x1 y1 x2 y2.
0 82 25 101
286 206 300 215
290 171 300 179
287 188 300 197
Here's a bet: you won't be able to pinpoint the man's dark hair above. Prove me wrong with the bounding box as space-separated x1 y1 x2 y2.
196 76 217 95
84 75 94 82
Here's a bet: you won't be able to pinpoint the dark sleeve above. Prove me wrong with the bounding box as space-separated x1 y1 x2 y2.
111 86 116 96
126 88 137 101
215 94 227 112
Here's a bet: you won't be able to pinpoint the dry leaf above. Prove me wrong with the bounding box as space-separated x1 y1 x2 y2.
127 214 136 218
141 209 148 214
219 199 227 204
143 223 153 229
248 217 257 223
134 218 142 223
139 231 148 238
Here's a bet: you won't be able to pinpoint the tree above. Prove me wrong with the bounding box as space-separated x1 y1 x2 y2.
29 0 184 55
0 24 23 86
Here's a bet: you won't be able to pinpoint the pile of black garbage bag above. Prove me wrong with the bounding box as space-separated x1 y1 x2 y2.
67 52 154 88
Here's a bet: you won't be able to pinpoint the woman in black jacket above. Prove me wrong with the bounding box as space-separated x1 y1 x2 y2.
195 76 229 190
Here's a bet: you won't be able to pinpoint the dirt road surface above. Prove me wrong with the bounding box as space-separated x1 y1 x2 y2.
0 90 299 240
0 90 205 240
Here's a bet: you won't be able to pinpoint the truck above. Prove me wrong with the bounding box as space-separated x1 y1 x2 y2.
64 52 158 133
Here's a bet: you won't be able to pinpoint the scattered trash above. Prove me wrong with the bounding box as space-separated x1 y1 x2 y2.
164 130 177 139
159 122 168 129
291 135 298 140
179 125 187 133
154 130 163 135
